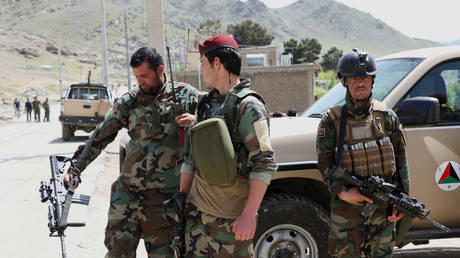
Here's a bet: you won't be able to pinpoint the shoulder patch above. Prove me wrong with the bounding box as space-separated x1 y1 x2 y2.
317 127 326 138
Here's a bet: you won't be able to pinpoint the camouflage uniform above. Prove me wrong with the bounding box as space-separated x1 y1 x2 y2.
32 99 41 122
181 80 277 257
71 82 199 258
43 100 50 122
316 92 409 258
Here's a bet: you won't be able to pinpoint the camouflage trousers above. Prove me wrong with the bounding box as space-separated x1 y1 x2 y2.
328 198 396 258
104 179 176 258
184 204 254 258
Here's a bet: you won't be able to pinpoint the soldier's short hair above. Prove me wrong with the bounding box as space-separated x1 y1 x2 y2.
130 47 163 71
204 47 242 76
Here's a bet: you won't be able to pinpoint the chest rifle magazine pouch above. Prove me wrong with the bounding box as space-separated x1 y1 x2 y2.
378 137 396 178
364 140 384 176
339 144 353 173
350 142 368 177
190 117 237 186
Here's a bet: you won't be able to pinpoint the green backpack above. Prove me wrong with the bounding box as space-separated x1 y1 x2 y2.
190 88 265 186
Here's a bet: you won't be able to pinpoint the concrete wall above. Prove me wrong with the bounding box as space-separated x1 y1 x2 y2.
173 64 317 113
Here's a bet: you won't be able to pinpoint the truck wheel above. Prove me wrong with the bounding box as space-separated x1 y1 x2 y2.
62 125 71 141
255 194 329 258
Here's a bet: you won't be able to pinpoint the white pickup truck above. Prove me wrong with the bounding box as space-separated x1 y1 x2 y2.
59 83 112 141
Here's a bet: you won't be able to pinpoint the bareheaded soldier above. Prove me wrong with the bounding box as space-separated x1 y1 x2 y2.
180 35 277 257
316 48 410 258
64 47 200 257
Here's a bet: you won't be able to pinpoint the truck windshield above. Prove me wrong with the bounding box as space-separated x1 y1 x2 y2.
302 58 423 117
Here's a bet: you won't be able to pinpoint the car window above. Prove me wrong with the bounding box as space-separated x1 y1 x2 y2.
400 59 460 124
68 88 79 99
301 58 423 117
100 89 109 99
78 88 89 99
88 88 99 100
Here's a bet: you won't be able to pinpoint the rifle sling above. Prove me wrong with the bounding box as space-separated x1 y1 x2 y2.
335 105 348 166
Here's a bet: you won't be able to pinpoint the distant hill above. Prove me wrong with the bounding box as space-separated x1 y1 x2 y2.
445 38 460 46
0 0 439 97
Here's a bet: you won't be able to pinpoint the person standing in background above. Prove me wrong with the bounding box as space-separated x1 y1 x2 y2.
13 98 20 119
32 96 41 122
25 98 32 122
43 97 50 122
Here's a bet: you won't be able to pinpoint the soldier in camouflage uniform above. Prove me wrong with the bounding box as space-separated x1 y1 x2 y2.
179 35 277 257
316 49 410 258
64 47 200 257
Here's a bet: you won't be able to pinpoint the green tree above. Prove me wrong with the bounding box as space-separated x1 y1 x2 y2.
193 19 224 47
283 38 322 64
226 20 274 46
303 38 321 63
321 47 343 71
283 39 304 64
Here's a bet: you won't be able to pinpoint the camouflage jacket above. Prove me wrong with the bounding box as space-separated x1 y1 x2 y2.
316 92 410 197
32 100 40 110
72 81 200 190
181 80 277 184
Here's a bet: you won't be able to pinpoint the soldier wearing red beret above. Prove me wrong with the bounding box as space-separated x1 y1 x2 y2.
180 35 277 257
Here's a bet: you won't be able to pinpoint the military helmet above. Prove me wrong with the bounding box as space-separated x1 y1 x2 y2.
337 48 376 78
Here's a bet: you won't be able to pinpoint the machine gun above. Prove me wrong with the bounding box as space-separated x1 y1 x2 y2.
163 191 187 258
328 167 449 232
39 155 91 258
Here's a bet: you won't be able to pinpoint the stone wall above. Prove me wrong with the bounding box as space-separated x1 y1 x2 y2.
173 64 317 113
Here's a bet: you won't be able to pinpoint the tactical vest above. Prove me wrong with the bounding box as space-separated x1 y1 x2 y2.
190 86 265 186
328 100 396 179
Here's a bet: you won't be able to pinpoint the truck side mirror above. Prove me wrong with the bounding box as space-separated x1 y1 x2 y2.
395 96 440 126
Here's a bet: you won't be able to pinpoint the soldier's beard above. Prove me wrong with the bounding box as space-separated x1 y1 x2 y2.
141 72 164 95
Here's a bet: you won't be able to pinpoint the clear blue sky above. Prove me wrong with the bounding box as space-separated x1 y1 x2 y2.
248 0 460 43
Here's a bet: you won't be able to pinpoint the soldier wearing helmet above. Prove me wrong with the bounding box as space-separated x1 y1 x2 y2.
316 49 410 257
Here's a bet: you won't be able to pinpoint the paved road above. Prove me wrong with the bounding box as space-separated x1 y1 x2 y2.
0 106 458 257
0 107 147 257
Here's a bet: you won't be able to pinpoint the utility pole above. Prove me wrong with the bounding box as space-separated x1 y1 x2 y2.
100 0 109 87
58 32 63 98
145 0 166 59
122 0 131 90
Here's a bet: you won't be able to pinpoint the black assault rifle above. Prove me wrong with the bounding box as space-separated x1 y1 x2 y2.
328 167 449 232
39 155 91 258
39 127 98 257
163 191 187 258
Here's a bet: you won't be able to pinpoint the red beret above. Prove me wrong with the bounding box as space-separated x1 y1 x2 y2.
198 35 239 56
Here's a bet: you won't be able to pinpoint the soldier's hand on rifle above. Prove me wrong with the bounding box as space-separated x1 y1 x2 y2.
232 212 256 241
388 207 405 222
338 187 373 205
175 113 196 127
63 172 80 189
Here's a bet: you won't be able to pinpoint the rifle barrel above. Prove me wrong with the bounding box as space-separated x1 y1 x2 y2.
166 46 177 103
424 217 450 232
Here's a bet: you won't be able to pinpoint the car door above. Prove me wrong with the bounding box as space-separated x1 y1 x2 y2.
396 59 460 228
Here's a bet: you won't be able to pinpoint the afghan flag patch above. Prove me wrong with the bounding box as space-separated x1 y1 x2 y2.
317 127 325 138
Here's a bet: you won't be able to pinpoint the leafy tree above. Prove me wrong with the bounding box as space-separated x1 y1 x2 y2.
321 47 343 71
303 38 321 63
226 20 274 46
193 19 224 47
283 39 304 64
283 38 322 64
